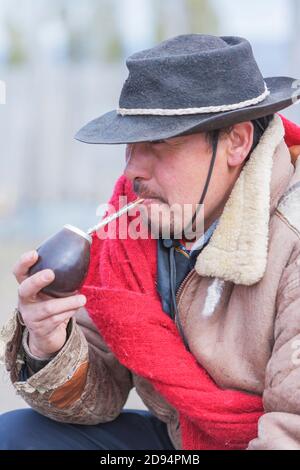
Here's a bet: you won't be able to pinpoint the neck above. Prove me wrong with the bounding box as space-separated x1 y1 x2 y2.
181 209 222 246
181 185 235 245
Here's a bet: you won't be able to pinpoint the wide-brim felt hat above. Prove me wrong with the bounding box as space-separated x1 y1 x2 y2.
75 34 300 145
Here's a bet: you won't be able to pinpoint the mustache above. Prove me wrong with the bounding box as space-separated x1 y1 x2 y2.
133 180 165 203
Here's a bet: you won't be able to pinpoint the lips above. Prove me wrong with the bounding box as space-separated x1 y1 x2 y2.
135 191 162 203
142 197 162 205
138 192 160 200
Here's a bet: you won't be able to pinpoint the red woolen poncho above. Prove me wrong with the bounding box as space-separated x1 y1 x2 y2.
79 115 300 450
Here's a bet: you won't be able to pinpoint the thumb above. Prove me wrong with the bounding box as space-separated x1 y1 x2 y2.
289 145 300 166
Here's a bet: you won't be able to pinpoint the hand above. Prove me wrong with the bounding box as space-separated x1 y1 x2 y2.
13 250 87 359
289 145 300 166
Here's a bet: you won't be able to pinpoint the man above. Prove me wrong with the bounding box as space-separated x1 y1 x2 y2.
1 34 300 450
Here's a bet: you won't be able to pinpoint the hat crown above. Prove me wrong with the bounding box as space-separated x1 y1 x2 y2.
119 34 266 112
129 34 229 59
76 35 300 144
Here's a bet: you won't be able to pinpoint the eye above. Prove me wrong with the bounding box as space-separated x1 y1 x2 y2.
151 139 165 145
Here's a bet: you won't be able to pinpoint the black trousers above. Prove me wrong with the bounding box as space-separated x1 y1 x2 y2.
0 408 175 450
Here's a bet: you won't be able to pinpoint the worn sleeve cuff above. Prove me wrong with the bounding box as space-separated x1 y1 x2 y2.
21 322 71 374
14 316 89 395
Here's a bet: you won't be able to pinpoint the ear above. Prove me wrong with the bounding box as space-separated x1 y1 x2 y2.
289 145 300 166
226 122 254 168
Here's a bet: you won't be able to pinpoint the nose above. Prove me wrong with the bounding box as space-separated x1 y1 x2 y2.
124 142 153 182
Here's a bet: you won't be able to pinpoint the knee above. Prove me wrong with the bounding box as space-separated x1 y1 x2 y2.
0 408 44 450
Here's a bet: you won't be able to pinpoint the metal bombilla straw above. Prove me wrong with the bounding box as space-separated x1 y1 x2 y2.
86 198 144 235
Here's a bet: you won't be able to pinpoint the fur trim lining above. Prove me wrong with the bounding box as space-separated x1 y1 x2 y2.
195 114 285 286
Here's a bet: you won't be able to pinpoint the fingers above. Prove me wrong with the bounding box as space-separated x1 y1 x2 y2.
29 310 78 338
19 294 87 338
289 145 300 166
13 250 39 284
28 295 87 322
18 269 55 300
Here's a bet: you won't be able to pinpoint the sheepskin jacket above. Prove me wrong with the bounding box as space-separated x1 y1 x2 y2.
3 114 300 450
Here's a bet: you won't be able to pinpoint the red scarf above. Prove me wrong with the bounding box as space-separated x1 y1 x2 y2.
280 114 300 147
79 116 300 450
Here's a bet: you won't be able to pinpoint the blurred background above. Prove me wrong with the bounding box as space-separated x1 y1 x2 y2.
0 0 299 413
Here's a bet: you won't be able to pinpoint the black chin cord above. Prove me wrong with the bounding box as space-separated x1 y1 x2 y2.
190 129 220 229
169 130 220 351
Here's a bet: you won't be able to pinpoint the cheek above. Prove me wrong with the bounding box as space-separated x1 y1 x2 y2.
157 160 203 205
155 161 183 202
178 175 203 204
175 160 205 202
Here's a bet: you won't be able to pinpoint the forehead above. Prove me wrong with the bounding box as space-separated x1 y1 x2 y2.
148 133 203 145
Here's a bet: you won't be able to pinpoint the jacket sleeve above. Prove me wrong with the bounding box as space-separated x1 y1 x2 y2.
247 245 300 450
1 306 133 425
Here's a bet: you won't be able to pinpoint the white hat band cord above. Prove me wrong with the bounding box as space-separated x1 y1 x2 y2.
118 83 270 116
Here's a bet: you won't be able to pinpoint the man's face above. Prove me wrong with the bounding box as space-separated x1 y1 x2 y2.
123 124 253 242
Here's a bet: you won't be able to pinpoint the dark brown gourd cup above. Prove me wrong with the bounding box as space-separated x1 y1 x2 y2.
28 224 92 298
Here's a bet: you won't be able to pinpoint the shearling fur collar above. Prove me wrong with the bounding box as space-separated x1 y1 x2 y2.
195 114 293 286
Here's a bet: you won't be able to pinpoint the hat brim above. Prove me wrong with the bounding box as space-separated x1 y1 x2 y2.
75 77 300 145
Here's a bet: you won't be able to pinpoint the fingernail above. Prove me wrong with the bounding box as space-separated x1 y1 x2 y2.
43 270 54 281
27 250 36 261
78 295 87 306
